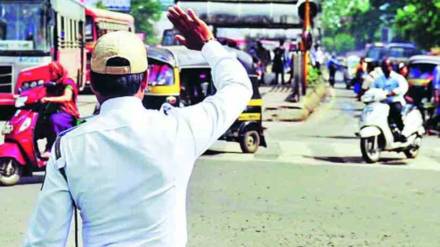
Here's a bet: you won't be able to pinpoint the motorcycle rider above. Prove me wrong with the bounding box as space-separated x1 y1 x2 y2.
369 58 409 142
40 62 80 158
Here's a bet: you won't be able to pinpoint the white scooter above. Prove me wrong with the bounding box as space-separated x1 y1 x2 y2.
359 88 425 163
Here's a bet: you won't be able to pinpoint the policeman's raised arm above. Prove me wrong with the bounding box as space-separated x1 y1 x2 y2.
166 6 252 157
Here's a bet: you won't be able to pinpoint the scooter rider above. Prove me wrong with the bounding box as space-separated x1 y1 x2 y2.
40 62 80 158
369 58 409 142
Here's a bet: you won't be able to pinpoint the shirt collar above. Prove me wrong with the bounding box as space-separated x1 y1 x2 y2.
100 96 144 115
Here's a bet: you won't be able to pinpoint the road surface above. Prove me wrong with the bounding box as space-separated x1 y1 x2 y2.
0 85 439 246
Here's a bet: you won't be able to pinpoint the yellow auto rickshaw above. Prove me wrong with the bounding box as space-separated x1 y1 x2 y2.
144 45 267 153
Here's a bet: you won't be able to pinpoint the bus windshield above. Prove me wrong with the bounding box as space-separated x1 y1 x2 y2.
0 1 52 55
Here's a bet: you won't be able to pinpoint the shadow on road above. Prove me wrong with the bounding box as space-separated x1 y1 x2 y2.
304 135 358 140
304 155 364 164
16 175 44 185
379 157 408 166
304 155 408 166
203 150 242 156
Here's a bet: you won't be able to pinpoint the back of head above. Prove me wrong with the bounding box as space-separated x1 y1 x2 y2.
49 61 67 82
90 31 148 98
381 58 393 77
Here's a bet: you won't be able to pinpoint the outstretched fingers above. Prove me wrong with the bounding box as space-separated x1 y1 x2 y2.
167 8 186 31
187 9 202 25
175 35 188 46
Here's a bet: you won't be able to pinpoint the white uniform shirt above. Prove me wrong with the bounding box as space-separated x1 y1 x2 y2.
370 70 408 104
23 41 252 247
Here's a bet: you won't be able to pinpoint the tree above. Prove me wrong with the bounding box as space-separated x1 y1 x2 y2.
321 0 407 51
130 0 162 44
321 0 372 51
95 1 107 10
394 0 440 49
322 33 355 53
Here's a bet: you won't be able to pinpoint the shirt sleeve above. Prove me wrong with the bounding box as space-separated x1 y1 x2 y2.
393 74 409 95
170 40 253 158
23 148 74 246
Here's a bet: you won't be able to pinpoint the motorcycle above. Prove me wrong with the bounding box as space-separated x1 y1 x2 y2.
359 88 425 163
0 81 56 185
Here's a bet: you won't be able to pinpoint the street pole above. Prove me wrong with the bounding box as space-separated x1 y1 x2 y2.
301 0 311 95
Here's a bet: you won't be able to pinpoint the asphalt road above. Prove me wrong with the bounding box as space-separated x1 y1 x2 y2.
1 84 439 246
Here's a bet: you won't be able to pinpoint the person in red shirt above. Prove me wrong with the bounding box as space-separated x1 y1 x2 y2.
41 62 80 158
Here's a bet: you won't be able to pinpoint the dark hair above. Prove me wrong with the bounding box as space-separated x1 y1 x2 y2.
90 57 145 98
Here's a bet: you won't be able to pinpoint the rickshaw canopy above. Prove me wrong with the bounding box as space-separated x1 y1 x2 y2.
147 45 256 74
409 55 440 66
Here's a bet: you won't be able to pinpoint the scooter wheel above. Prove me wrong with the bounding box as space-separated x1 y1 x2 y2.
360 137 380 163
0 159 22 186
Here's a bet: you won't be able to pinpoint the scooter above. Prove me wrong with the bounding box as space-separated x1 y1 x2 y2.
0 81 55 185
359 88 425 163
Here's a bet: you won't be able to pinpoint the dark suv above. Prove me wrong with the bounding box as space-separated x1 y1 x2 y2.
365 42 421 71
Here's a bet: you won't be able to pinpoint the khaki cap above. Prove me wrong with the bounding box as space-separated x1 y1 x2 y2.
91 31 147 75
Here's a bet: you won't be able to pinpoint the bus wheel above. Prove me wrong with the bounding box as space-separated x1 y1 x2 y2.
240 130 260 153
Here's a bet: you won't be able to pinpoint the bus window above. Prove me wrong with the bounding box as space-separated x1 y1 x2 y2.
85 16 94 42
58 15 64 42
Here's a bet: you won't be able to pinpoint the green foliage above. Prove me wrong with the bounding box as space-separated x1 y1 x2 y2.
394 0 440 49
130 0 162 44
322 33 355 53
307 64 322 89
95 1 107 10
322 0 407 50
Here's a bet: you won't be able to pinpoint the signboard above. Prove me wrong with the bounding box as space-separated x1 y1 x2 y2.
0 41 33 51
83 0 131 12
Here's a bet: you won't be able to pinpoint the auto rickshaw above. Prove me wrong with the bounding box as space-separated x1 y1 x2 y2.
144 45 267 153
407 55 440 124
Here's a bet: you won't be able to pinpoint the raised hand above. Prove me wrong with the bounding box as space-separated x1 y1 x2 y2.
167 5 214 51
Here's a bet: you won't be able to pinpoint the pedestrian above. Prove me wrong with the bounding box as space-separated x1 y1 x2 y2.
431 65 440 133
256 41 270 84
327 54 338 87
354 57 368 100
40 61 80 159
272 39 286 85
398 62 409 78
23 6 252 247
311 44 324 73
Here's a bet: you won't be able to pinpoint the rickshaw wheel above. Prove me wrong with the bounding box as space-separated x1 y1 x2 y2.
240 130 260 153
